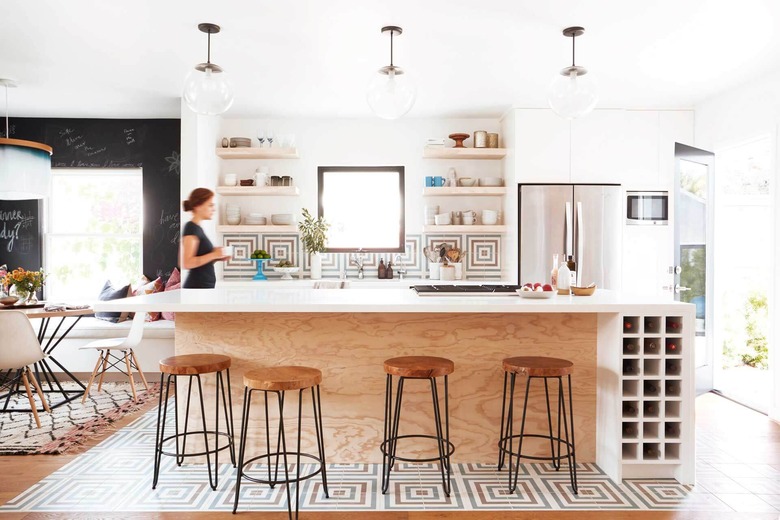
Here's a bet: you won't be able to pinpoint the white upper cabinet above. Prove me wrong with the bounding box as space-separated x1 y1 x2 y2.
515 109 571 183
570 109 627 184
619 111 661 187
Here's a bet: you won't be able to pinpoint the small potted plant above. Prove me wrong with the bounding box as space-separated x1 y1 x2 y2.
1 267 46 305
298 208 329 279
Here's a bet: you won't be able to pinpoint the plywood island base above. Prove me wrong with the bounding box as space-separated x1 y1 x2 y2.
175 312 597 464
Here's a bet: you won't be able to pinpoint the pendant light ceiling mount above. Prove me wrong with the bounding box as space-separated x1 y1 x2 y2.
366 24 416 120
183 21 234 115
547 25 598 120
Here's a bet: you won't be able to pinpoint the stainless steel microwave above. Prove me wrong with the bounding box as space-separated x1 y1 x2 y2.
626 191 668 225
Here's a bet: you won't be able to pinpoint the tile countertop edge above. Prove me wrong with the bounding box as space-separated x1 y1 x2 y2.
93 287 694 314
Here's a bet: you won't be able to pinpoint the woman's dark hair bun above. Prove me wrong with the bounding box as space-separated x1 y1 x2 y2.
183 188 214 212
183 200 192 212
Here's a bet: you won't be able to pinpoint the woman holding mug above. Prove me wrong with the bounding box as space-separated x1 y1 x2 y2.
181 188 230 289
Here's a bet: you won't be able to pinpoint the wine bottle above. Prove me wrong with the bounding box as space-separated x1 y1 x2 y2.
643 402 657 415
624 319 634 332
668 320 681 332
643 445 659 459
665 423 680 437
645 318 657 332
622 423 636 437
666 381 680 395
646 341 658 354
624 342 638 354
667 342 678 354
666 361 679 375
623 360 637 375
644 381 658 396
566 255 577 286
622 402 637 416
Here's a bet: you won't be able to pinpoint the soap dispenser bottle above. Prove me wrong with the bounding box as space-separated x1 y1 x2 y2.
386 261 394 280
378 259 386 279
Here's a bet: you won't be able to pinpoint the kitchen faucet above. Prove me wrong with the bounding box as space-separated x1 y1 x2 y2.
350 250 368 279
394 254 408 280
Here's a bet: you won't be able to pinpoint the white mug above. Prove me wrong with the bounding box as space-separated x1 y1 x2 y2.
253 167 269 187
463 211 476 225
224 174 238 186
482 210 498 225
221 245 234 257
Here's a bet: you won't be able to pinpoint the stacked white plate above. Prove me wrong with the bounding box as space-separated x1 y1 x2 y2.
245 213 267 225
271 213 295 225
424 205 439 225
226 204 241 225
479 177 504 187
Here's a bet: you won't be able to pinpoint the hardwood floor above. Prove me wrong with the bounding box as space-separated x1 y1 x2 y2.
0 392 778 519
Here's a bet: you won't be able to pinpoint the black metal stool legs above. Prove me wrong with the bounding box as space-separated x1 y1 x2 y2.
381 374 453 496
498 373 578 495
152 370 235 491
233 385 329 518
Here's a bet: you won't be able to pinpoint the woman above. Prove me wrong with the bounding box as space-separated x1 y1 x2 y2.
181 188 229 289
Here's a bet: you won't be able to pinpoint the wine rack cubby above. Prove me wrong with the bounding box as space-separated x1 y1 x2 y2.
620 313 687 464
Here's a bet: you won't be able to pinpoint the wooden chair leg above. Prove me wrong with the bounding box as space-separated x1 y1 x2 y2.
97 350 109 392
21 369 42 429
130 350 149 391
26 367 51 413
124 351 137 401
82 351 104 404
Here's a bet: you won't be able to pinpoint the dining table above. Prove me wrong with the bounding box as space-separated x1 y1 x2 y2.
0 305 94 412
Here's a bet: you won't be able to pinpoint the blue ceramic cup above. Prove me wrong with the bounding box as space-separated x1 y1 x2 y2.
425 176 434 187
433 176 445 187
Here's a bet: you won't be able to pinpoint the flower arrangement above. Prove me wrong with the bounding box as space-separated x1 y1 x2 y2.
298 208 330 254
1 267 46 302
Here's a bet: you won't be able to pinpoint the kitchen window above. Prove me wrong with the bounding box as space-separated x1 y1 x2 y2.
318 166 405 252
46 168 143 300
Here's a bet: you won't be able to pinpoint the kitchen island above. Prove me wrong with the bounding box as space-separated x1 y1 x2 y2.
96 285 695 484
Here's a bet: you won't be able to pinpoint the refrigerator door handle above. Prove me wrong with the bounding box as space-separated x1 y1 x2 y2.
576 201 584 287
565 202 573 257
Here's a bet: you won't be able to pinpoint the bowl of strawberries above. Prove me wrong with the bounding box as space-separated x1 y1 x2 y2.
516 282 556 299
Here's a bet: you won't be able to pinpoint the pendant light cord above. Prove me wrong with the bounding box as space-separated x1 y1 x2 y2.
390 30 394 67
4 85 8 139
207 31 212 65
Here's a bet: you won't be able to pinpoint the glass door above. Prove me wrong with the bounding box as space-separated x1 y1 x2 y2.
674 144 714 393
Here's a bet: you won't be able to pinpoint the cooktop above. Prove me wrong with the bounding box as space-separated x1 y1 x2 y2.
411 284 520 296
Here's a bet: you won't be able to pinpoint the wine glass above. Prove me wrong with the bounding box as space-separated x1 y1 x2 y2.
257 129 265 148
266 129 274 148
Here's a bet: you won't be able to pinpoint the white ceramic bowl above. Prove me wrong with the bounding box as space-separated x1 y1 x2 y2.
273 266 300 280
434 213 451 225
479 177 504 187
245 217 267 225
271 214 295 225
458 177 477 187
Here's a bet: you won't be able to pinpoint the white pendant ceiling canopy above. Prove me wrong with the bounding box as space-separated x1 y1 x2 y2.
366 26 416 120
183 23 234 116
547 26 598 119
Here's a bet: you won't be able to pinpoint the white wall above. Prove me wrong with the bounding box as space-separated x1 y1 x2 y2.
695 72 780 421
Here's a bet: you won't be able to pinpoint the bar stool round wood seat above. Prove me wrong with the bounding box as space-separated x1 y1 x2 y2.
381 356 455 496
498 356 578 494
152 354 235 491
233 366 329 518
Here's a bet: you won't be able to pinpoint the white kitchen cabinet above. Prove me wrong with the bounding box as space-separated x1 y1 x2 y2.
515 109 570 183
571 109 626 184
621 111 661 186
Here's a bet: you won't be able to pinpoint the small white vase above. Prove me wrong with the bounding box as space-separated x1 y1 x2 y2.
310 252 322 280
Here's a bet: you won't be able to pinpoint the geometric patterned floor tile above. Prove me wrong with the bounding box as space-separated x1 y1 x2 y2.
0 403 737 513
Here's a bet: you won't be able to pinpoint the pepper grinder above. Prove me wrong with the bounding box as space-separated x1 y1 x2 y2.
454 211 463 225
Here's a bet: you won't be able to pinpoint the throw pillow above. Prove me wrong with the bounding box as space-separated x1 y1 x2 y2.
95 281 131 323
133 277 164 321
161 282 180 321
165 267 180 289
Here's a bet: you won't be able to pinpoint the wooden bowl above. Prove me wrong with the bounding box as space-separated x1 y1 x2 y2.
571 285 596 296
448 133 470 148
0 296 19 306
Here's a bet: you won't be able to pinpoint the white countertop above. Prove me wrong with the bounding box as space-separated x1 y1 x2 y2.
94 285 692 314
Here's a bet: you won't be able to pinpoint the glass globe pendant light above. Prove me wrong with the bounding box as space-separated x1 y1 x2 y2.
547 26 598 119
367 26 416 120
183 23 234 115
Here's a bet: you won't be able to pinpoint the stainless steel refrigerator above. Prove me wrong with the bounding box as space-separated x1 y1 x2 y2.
518 184 622 289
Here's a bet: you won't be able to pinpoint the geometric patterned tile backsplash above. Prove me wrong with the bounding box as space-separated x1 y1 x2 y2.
223 233 503 281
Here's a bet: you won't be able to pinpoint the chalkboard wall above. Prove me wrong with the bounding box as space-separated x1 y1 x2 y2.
3 118 180 280
0 199 43 274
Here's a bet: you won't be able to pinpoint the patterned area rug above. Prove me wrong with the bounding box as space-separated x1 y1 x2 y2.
0 381 160 455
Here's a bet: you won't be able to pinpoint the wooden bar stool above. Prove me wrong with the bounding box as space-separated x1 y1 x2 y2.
498 356 578 494
152 354 236 491
233 366 329 518
381 356 455 496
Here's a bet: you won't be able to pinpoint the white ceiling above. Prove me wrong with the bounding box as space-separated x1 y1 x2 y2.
3 0 780 119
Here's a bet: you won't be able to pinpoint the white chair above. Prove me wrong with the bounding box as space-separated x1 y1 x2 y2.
80 312 148 403
0 310 52 428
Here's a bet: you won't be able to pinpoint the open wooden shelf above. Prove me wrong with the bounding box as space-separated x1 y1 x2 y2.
217 225 298 233
216 147 299 159
423 225 507 234
216 186 299 196
422 187 507 197
423 147 507 160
